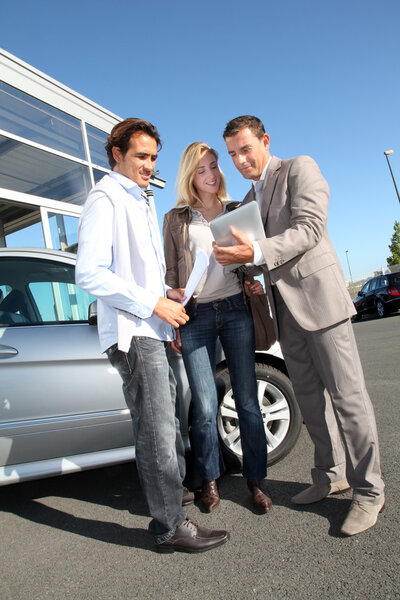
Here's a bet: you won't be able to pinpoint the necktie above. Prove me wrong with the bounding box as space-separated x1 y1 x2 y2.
254 180 264 207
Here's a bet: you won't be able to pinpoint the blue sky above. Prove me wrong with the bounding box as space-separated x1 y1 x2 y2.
1 0 399 280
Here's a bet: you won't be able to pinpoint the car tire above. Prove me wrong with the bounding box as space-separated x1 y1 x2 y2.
376 300 386 318
352 312 362 322
216 363 302 468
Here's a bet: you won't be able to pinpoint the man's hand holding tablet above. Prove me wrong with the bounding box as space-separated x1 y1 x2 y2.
212 226 255 265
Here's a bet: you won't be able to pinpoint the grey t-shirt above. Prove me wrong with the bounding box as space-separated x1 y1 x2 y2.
188 204 241 303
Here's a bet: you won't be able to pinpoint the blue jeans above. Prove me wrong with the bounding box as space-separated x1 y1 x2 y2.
106 337 187 543
180 292 267 482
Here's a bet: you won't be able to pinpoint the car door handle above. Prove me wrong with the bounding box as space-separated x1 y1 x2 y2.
0 344 19 358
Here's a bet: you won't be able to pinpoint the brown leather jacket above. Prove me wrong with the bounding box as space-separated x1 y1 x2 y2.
163 202 240 289
163 206 193 289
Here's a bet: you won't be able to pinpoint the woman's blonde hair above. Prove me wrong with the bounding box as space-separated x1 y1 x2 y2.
175 142 229 207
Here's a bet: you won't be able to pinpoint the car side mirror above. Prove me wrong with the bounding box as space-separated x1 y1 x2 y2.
357 290 363 297
88 301 97 325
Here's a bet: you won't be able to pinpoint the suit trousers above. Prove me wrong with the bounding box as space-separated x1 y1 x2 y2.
274 289 384 504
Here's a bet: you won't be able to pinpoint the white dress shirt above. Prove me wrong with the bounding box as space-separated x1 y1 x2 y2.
76 172 174 352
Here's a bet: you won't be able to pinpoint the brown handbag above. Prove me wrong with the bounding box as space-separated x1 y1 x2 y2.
235 264 276 352
248 291 277 351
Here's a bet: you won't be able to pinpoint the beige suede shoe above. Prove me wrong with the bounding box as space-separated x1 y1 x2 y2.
341 498 385 536
291 478 350 505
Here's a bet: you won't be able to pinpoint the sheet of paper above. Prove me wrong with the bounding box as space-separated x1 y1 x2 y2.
182 248 209 306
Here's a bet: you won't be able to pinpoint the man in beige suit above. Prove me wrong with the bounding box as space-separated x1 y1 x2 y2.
213 115 385 536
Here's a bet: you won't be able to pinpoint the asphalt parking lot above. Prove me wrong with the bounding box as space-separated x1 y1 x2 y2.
0 314 399 600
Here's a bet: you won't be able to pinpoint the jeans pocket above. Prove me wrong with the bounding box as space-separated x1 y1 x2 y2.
105 343 118 357
107 346 133 384
228 293 246 312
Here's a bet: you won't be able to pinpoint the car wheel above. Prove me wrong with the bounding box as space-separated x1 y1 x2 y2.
216 363 302 468
376 300 386 318
352 312 362 322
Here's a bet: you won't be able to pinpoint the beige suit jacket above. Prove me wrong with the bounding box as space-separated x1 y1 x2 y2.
242 155 356 335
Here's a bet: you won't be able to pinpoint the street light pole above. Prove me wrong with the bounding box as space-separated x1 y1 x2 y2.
383 149 400 204
345 250 353 284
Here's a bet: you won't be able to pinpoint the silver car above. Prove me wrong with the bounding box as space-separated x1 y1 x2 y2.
0 247 302 486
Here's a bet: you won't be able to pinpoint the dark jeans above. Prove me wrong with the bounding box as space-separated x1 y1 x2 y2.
180 292 267 482
106 336 187 542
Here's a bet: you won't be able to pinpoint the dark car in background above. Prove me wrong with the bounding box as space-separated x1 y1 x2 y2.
353 271 400 320
0 248 302 487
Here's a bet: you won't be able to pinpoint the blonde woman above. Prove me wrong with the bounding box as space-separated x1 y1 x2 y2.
163 142 271 513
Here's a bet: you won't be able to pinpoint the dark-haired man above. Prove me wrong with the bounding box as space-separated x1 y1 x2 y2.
213 115 385 536
76 118 229 552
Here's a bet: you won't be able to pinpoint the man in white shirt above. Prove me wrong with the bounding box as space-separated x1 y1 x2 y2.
76 118 229 552
213 115 384 537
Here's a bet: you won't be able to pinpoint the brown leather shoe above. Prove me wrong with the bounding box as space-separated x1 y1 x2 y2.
182 486 194 506
201 479 220 512
156 518 230 553
247 479 272 513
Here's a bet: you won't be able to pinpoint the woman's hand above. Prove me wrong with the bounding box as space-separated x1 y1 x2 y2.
171 328 182 354
244 279 264 296
167 288 187 303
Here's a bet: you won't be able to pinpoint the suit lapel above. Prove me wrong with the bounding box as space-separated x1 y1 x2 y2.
260 156 281 224
242 187 255 205
241 156 281 226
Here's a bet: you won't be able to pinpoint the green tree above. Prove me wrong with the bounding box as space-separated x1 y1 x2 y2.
387 220 400 266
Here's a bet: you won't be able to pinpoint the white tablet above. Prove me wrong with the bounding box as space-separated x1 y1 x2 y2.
210 202 265 270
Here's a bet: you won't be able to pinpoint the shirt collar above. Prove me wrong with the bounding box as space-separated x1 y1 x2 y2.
252 156 272 190
108 171 147 202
